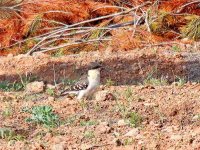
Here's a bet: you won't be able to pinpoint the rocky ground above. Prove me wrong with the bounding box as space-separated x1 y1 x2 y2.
0 49 200 150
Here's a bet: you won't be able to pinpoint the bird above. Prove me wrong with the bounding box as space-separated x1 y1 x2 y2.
60 61 102 100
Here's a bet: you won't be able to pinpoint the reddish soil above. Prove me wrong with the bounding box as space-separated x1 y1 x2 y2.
0 48 193 84
0 84 200 149
0 49 200 149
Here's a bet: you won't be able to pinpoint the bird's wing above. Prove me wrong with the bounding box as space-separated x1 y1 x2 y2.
60 75 89 96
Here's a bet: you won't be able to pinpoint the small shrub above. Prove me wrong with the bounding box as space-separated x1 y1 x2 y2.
124 138 134 145
0 128 15 139
23 106 60 128
0 81 23 92
143 77 168 86
63 115 78 126
174 76 186 86
124 87 133 102
80 120 98 126
129 112 142 128
2 107 13 118
115 102 130 119
46 88 55 96
105 78 115 86
83 131 95 139
0 75 37 92
0 128 24 141
172 45 181 52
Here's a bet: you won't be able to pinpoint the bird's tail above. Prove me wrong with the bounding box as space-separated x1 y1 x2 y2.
60 90 79 96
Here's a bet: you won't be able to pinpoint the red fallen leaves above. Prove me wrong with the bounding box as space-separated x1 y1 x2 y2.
0 0 199 56
0 0 118 48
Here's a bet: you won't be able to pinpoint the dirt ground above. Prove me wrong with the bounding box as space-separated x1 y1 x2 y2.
0 85 200 150
0 49 200 150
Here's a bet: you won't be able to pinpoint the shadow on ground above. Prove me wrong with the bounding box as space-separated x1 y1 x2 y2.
1 51 197 85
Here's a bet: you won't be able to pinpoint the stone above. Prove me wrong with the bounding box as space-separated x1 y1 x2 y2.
117 119 129 127
7 53 13 58
95 90 109 101
124 128 139 137
170 135 182 141
80 144 93 150
46 84 56 90
95 122 111 134
25 81 45 94
192 115 200 121
51 143 65 150
48 96 55 101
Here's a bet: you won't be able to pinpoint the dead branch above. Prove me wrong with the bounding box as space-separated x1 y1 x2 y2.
176 0 200 13
26 1 151 55
38 38 111 53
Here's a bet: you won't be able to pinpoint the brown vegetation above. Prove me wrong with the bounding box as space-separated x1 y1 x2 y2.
0 0 199 56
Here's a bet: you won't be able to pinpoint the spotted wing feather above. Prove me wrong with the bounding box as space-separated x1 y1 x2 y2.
70 80 89 91
60 75 89 96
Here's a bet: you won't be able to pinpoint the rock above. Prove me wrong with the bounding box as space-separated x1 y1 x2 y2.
25 81 45 94
135 134 144 139
46 84 56 90
32 52 50 58
124 128 139 137
144 103 158 107
80 144 93 150
95 90 115 101
162 126 179 133
95 90 108 101
48 96 55 101
51 143 65 150
138 140 144 145
170 135 182 141
100 121 109 126
192 127 200 136
117 119 129 127
113 131 120 137
192 115 200 121
95 122 111 134
112 138 122 146
7 53 13 58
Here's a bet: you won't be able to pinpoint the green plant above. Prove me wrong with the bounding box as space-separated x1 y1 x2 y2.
124 138 134 145
129 112 142 128
0 128 14 139
19 74 37 89
53 48 65 57
174 76 186 86
46 88 55 96
105 78 115 86
115 101 130 119
23 106 60 128
142 67 168 86
114 90 142 127
83 131 95 139
0 81 23 92
143 77 168 86
78 100 88 111
80 120 98 126
172 45 181 52
0 74 37 92
0 128 24 141
94 102 101 112
63 115 78 126
124 87 133 102
2 107 13 118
